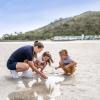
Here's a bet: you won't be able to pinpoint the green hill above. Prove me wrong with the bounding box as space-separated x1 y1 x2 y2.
2 11 100 40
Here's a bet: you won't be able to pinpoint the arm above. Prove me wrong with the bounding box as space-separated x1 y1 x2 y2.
28 61 48 79
55 63 64 70
40 64 46 72
40 66 45 72
34 60 41 68
34 60 45 69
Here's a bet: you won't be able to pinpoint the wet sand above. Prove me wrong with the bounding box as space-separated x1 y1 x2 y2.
0 40 100 100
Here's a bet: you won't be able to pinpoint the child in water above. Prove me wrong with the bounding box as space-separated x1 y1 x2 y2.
55 49 77 76
33 51 53 73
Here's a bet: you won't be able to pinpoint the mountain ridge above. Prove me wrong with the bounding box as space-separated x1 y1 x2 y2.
2 11 100 40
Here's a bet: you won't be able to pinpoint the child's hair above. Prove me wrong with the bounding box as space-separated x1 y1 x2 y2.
59 49 68 56
42 51 53 66
34 41 44 48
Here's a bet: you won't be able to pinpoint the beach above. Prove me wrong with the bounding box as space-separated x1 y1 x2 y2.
0 40 100 100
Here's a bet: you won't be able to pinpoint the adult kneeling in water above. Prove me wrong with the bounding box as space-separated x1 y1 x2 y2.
7 41 47 79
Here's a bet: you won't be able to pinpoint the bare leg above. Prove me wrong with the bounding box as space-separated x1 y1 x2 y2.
16 62 29 72
63 66 76 76
69 66 76 74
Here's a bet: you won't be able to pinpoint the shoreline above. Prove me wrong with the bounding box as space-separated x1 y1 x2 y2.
0 39 100 42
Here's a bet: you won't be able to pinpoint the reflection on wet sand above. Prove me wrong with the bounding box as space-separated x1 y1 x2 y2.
8 75 65 100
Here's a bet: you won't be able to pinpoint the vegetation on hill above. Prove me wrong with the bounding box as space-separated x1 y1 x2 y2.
1 11 100 40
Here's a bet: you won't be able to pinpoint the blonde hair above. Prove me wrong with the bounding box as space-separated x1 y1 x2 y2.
59 49 68 56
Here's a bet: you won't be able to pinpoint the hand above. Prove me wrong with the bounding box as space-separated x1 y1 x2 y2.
28 61 48 79
39 72 48 79
32 67 47 79
55 67 59 70
55 67 57 70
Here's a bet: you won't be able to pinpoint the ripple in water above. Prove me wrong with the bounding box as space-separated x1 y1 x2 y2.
7 75 65 100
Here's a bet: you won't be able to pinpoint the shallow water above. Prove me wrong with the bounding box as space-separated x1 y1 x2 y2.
0 40 100 100
7 74 65 100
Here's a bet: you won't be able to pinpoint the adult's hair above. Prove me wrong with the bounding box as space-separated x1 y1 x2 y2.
34 41 44 48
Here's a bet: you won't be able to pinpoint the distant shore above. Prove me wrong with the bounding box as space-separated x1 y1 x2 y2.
0 39 100 42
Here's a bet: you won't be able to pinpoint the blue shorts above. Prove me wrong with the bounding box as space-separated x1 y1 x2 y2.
7 59 17 70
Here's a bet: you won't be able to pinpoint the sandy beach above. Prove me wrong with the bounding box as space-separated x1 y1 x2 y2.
0 40 100 100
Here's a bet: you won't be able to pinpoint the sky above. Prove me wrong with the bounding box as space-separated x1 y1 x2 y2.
0 0 100 37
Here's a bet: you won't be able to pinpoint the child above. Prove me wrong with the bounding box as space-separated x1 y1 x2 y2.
55 49 77 76
33 51 53 72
